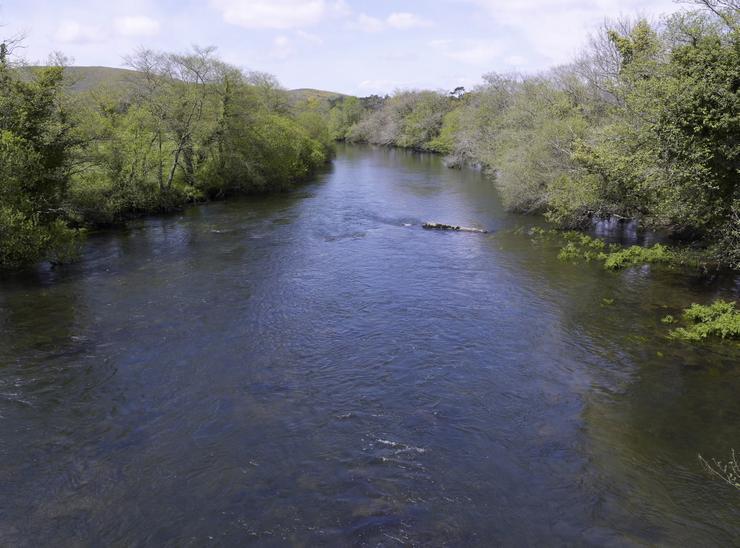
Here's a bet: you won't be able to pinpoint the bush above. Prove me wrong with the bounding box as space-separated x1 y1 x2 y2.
0 207 79 267
602 244 672 270
667 300 740 341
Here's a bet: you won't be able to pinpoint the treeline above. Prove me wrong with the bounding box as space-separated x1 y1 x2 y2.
0 45 333 268
329 1 739 269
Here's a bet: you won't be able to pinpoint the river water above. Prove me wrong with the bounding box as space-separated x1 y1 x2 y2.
1 144 739 545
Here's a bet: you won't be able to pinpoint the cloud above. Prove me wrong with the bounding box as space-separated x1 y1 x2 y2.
358 78 410 93
462 0 680 64
354 14 385 32
430 39 504 65
54 20 104 44
296 30 324 45
270 35 294 60
211 0 337 29
114 16 160 37
380 51 420 62
504 55 527 66
386 12 433 30
353 11 433 32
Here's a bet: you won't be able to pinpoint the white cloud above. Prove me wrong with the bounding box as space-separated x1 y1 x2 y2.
211 0 332 29
358 78 409 93
114 16 160 37
297 30 324 45
331 0 352 18
386 12 433 30
463 0 680 64
381 51 420 61
354 14 385 32
430 39 504 66
271 35 294 60
353 11 433 32
429 39 452 49
504 55 527 66
54 20 104 44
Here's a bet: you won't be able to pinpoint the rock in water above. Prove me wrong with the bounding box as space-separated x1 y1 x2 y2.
422 222 488 234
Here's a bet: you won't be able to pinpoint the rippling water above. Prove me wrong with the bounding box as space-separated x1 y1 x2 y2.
1 144 739 545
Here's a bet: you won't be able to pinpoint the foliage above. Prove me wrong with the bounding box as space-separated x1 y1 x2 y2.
2 2 738 269
328 96 364 141
666 300 740 341
557 232 609 263
0 43 332 268
602 244 673 270
345 91 454 151
542 230 705 271
0 49 80 267
343 3 739 268
427 108 461 155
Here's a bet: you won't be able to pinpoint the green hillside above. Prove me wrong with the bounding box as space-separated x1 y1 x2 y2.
17 66 141 92
62 66 141 92
288 88 348 104
22 66 350 102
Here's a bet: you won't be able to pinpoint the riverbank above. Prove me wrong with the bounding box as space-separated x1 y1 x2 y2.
324 3 738 269
0 50 335 269
336 142 735 277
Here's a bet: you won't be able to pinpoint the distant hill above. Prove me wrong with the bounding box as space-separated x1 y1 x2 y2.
62 66 142 92
19 66 351 104
16 66 141 92
288 88 349 104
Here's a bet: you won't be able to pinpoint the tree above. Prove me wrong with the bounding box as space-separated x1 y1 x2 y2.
449 86 466 99
0 41 78 267
125 46 219 191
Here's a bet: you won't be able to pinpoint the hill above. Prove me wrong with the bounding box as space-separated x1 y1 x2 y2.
20 66 351 103
288 88 349 104
62 66 142 92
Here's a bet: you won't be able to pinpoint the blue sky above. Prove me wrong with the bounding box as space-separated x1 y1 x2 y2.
1 0 683 95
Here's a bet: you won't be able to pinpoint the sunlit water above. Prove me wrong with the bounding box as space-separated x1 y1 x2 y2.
1 144 739 545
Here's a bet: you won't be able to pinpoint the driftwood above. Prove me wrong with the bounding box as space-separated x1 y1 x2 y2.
423 222 488 234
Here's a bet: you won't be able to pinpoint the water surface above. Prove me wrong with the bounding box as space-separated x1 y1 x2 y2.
1 144 739 545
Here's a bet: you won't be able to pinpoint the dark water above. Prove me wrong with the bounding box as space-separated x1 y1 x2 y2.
1 144 739 546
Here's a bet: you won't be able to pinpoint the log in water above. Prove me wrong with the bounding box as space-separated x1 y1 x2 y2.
423 222 488 233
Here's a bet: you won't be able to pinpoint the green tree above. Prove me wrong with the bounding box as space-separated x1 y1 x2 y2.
0 45 78 267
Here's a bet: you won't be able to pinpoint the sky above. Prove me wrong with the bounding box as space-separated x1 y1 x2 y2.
0 0 685 95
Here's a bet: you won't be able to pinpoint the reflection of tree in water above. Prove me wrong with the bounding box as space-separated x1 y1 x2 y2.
0 275 80 355
485 226 740 543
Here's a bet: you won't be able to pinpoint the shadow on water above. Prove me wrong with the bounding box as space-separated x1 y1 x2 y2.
0 143 739 545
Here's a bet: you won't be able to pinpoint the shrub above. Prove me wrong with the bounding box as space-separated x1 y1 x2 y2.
668 300 740 341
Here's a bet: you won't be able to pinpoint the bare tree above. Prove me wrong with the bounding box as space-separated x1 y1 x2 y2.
0 31 26 66
685 0 740 28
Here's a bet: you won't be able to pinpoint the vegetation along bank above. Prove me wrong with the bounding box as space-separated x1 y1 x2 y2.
0 46 334 268
0 1 737 274
327 1 739 271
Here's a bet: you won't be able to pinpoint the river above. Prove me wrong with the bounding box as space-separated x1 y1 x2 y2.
1 144 739 545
